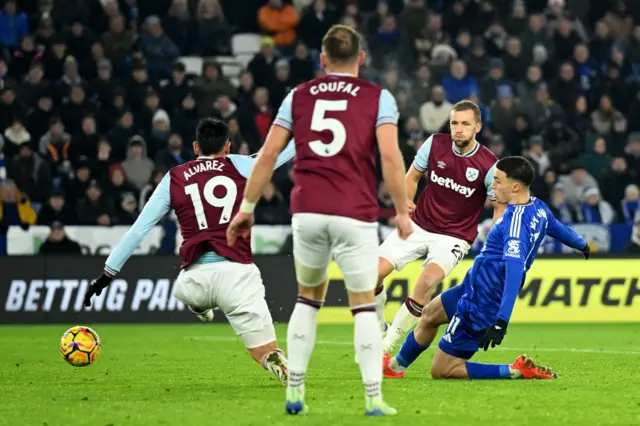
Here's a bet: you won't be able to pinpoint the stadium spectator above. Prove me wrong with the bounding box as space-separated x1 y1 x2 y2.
138 169 165 210
580 186 616 225
0 0 29 49
11 36 42 80
163 0 195 56
624 133 640 173
270 59 293 110
38 221 82 255
479 59 509 106
255 182 290 225
2 118 31 161
525 136 551 176
549 184 579 224
490 85 519 137
102 14 136 72
297 0 337 52
0 179 36 254
195 0 232 57
622 184 640 224
76 179 116 226
578 135 613 179
9 143 51 204
289 42 315 85
558 163 599 208
160 62 192 115
213 93 238 121
248 38 279 88
239 86 273 151
37 187 76 226
139 15 180 80
155 133 191 169
258 0 300 49
419 85 450 134
122 136 154 191
194 61 236 117
627 220 640 253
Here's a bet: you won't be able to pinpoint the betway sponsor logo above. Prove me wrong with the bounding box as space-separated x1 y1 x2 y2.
4 279 185 313
430 171 476 198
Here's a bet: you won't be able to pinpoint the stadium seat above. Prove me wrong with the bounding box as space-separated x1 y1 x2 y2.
235 54 253 69
232 33 262 56
179 57 204 76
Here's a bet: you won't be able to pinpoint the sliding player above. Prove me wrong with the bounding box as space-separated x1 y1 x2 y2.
384 156 590 380
376 101 505 359
83 118 295 386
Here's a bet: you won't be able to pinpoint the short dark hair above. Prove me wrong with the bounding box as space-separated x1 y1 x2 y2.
451 100 482 123
497 156 535 187
322 25 361 64
196 118 229 156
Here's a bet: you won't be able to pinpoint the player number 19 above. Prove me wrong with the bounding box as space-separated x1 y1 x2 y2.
309 99 348 157
184 175 238 230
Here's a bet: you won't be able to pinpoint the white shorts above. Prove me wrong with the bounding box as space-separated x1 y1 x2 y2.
172 262 275 348
379 220 470 275
291 213 379 292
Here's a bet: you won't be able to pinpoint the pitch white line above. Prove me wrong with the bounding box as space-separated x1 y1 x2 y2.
185 336 640 356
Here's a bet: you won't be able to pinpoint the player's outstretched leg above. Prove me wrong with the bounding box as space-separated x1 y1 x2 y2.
382 263 445 355
246 340 289 386
188 305 215 322
285 293 324 415
374 258 394 333
384 287 464 378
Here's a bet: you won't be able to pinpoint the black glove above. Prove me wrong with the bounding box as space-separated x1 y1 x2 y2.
84 272 113 307
580 243 590 260
479 319 508 351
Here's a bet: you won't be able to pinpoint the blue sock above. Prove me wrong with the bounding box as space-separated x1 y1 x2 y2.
466 362 512 379
396 331 429 368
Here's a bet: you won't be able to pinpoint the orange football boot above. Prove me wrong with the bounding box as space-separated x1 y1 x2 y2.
382 353 405 379
510 354 558 379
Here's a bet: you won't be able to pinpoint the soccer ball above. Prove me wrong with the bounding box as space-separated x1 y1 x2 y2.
60 326 101 367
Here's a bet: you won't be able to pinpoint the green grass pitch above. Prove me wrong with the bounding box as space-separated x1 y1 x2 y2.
1 323 639 425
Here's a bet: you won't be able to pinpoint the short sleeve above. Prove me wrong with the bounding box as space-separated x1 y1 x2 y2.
376 89 399 127
273 89 295 130
485 162 497 200
413 135 434 172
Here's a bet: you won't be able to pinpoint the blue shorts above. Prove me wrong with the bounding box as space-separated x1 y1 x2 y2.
438 313 482 360
439 284 465 320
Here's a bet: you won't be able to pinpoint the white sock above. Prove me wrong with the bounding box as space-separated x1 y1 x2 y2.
382 301 422 354
353 306 383 400
374 289 387 333
286 300 320 396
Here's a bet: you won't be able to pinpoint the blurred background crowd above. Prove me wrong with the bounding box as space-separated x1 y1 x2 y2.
0 0 639 254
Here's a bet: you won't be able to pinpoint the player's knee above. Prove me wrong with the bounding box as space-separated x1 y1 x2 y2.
421 301 444 328
430 361 453 379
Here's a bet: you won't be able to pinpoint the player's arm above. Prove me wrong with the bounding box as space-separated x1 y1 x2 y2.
376 89 409 218
228 138 296 178
406 135 433 203
545 206 590 258
83 174 171 307
485 163 506 226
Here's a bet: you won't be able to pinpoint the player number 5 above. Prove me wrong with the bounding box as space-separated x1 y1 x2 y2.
309 99 348 157
185 175 238 230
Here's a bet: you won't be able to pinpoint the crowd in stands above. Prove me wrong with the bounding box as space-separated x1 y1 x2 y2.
0 0 639 252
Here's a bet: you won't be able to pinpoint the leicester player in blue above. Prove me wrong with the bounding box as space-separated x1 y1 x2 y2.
384 156 590 380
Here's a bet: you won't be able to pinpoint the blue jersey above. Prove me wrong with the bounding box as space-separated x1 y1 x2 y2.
457 197 586 330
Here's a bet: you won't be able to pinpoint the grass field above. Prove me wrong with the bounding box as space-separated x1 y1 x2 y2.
1 323 639 426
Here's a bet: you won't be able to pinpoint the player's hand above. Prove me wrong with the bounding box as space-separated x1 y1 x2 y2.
83 273 113 308
580 243 590 260
408 200 416 215
395 214 413 240
227 212 254 247
479 319 508 351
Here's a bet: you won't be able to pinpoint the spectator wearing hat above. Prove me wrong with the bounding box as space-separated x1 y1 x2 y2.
269 59 293 110
90 58 119 109
147 109 172 158
479 58 510 106
419 85 451 134
258 0 300 49
248 37 279 88
621 184 640 224
38 221 82 255
37 188 76 226
0 0 29 49
140 15 180 80
122 136 154 191
0 178 36 254
102 14 136 72
160 61 192 114
580 186 616 225
2 117 31 161
76 179 115 226
525 135 551 176
558 162 599 209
